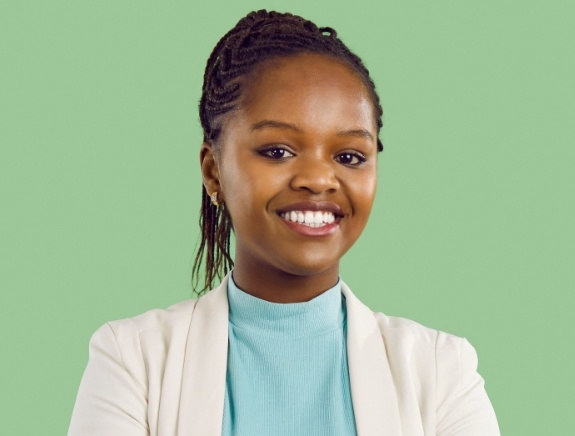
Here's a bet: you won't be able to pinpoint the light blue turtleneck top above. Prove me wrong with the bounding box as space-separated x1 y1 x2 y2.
221 275 357 436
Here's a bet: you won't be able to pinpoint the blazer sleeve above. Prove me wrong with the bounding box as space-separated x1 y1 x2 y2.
435 334 500 436
68 321 149 436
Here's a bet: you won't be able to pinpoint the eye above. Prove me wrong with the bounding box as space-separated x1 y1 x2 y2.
335 151 367 166
259 146 295 160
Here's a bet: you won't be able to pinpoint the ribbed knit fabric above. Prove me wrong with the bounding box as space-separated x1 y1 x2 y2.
221 275 357 436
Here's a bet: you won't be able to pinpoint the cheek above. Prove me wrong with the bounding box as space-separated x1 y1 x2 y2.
348 170 377 217
219 159 284 223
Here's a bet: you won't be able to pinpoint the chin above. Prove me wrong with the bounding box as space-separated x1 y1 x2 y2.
277 257 339 278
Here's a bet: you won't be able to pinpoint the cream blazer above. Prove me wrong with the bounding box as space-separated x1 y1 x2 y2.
68 276 500 435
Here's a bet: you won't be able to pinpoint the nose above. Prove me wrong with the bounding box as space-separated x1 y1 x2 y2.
289 155 340 194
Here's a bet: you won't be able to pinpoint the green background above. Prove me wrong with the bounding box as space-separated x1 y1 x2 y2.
1 1 573 434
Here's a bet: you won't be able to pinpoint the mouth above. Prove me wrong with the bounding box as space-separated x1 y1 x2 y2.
278 210 338 228
275 201 344 235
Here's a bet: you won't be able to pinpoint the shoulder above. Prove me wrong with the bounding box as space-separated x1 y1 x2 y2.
373 311 468 353
374 311 441 341
342 282 466 356
372 311 479 380
370 313 499 433
83 298 202 386
100 298 199 338
87 298 201 368
342 280 479 380
90 279 229 356
370 307 487 412
70 297 205 435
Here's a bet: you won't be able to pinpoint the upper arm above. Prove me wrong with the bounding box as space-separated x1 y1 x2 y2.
436 335 500 436
68 322 149 436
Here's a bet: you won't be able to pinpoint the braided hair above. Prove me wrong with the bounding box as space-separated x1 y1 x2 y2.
192 9 384 295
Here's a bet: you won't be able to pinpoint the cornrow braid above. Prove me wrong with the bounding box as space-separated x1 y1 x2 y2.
192 9 384 295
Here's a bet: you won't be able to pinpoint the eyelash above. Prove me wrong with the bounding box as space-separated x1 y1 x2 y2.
258 146 367 167
335 152 367 166
258 145 295 160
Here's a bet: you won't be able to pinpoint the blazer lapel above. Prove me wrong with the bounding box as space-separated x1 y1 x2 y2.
343 282 403 436
177 277 230 435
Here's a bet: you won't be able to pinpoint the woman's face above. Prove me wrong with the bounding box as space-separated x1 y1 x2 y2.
205 53 378 283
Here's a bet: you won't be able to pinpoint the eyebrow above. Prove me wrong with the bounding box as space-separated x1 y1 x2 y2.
336 129 374 141
251 119 374 141
250 120 301 132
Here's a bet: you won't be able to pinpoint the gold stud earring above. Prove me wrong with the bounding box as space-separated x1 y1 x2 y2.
210 192 219 207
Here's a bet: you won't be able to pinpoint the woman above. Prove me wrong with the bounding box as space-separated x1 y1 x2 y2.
69 10 500 436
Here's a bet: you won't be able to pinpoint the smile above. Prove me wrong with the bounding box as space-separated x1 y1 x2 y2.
279 210 336 228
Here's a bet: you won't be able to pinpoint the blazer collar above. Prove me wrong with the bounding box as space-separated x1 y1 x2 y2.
177 274 402 436
177 277 229 434
342 282 402 435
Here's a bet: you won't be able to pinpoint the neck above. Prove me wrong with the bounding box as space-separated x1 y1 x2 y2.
231 258 340 303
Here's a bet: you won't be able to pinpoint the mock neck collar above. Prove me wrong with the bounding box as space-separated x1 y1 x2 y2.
227 273 344 338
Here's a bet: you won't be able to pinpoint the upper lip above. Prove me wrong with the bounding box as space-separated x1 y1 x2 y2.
276 201 345 217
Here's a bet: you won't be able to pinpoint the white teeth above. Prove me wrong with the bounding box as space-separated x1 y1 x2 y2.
280 210 337 227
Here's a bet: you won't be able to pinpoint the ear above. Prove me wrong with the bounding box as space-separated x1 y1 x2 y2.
200 142 221 198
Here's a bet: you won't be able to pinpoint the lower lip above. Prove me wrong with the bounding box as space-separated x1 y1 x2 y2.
279 217 340 237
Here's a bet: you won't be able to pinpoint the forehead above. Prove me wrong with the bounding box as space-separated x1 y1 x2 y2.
232 53 376 133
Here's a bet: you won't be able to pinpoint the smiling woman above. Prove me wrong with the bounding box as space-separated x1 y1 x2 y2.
68 10 500 436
